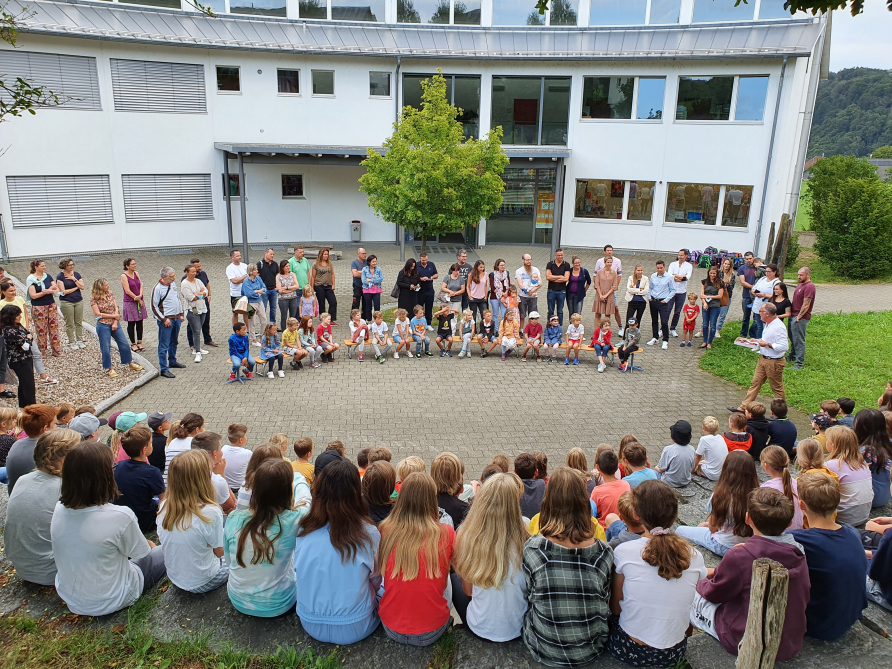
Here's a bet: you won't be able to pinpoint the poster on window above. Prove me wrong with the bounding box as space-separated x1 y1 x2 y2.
536 192 555 229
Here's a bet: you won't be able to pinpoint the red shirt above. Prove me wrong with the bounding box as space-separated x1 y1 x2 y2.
791 281 815 320
378 525 455 634
683 304 700 322
590 327 612 347
590 479 631 528
524 322 543 340
315 323 332 347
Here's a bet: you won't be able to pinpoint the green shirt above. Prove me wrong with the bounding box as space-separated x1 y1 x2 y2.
289 257 311 289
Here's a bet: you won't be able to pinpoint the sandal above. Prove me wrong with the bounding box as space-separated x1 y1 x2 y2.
698 343 708 349
130 344 139 352
40 377 59 386
137 342 145 351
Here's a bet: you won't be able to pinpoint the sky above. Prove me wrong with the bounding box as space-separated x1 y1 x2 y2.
829 0 892 71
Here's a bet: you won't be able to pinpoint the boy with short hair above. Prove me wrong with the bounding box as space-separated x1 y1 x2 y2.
766 399 797 457
146 411 172 473
326 440 346 457
356 447 369 478
113 426 165 533
691 487 810 661
836 397 856 428
655 420 696 488
791 472 868 641
370 310 391 363
543 315 562 362
515 452 545 519
590 449 632 527
620 443 658 488
434 303 455 357
522 311 543 362
228 322 256 381
820 399 840 423
693 416 728 481
744 402 770 460
292 437 315 484
191 431 236 513
722 412 752 453
604 491 646 548
222 423 252 493
410 305 432 357
368 446 392 464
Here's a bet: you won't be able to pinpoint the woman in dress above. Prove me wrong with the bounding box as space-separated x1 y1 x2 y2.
466 261 488 324
592 256 620 331
180 265 209 363
488 259 510 325
55 258 85 350
90 278 143 378
566 256 592 318
276 260 300 331
310 248 337 325
396 258 420 315
120 258 146 352
26 259 63 357
361 255 384 322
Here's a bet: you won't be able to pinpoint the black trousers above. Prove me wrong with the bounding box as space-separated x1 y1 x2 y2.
625 300 646 329
10 359 35 407
419 291 435 324
469 299 487 324
362 293 380 321
649 300 670 342
669 292 686 330
315 286 338 321
352 285 363 312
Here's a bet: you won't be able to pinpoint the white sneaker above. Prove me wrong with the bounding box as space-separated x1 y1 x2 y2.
198 348 209 355
267 371 275 378
426 326 434 331
78 341 86 349
194 353 202 363
458 350 465 358
278 370 285 378
670 329 678 337
466 350 472 357
694 330 702 338
618 328 624 337
647 338 657 346
71 343 79 351
714 332 721 339
394 352 400 359
597 363 605 373
661 341 668 350
252 340 261 347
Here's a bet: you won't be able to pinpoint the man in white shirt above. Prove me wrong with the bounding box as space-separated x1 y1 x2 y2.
226 249 249 329
741 303 789 406
666 249 692 337
750 263 780 339
151 267 185 378
594 244 624 334
515 253 541 330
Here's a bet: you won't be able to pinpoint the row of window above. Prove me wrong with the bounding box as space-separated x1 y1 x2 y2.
110 0 802 26
574 180 753 228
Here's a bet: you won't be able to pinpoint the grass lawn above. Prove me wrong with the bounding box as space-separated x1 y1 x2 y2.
784 248 892 285
795 182 811 231
700 311 892 413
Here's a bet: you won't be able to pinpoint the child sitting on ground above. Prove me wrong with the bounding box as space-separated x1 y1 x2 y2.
681 292 699 347
113 426 165 533
794 438 838 483
820 399 841 424
589 317 612 373
228 323 256 381
866 515 892 611
616 318 641 373
370 310 391 363
809 412 833 452
591 449 631 528
620 442 658 488
56 402 75 429
475 309 499 358
316 313 340 363
298 316 322 368
543 315 562 362
222 423 252 494
617 435 638 479
760 445 803 530
743 402 771 460
722 412 752 453
522 311 543 362
791 472 868 641
565 312 584 365
356 448 370 478
693 416 728 481
292 438 315 484
691 487 809 661
836 397 856 428
410 305 432 357
656 420 696 488
395 455 425 492
191 431 236 514
368 446 392 464
392 308 411 359
515 452 545 519
823 425 873 526
259 323 285 378
433 303 455 357
432 452 469 529
604 490 646 548
281 317 308 370
767 399 797 457
457 309 475 358
348 309 370 362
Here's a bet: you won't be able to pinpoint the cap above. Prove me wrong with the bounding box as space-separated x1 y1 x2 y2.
147 411 173 430
115 411 148 432
627 318 636 326
107 411 123 431
529 311 540 319
670 420 693 445
69 413 101 439
810 413 834 429
314 450 343 476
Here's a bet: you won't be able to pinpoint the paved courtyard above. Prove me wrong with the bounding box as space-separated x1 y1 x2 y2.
5 242 890 476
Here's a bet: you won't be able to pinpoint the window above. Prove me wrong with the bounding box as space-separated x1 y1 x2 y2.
675 76 733 120
397 0 480 24
6 175 113 228
122 174 214 223
403 74 481 139
758 0 802 19
282 175 304 198
582 77 633 119
110 59 206 114
277 69 300 94
493 0 577 25
370 72 391 97
492 76 570 146
628 181 657 221
332 0 384 21
574 179 656 221
216 66 240 93
299 0 327 18
0 51 101 111
589 0 679 25
454 0 481 24
223 173 241 198
693 0 754 22
229 0 286 17
124 0 181 7
722 185 753 227
734 76 769 121
648 0 681 24
665 183 721 225
549 0 578 25
636 78 665 119
312 70 334 96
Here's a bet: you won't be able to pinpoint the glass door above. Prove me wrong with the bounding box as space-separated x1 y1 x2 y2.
486 169 536 243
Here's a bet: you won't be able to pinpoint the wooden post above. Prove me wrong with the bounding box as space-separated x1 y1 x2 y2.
736 558 789 669
775 214 792 279
765 221 776 261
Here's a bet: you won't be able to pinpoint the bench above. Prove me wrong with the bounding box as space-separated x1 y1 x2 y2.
559 343 645 372
343 337 394 359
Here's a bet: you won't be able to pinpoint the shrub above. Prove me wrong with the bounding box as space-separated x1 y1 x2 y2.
807 155 879 231
813 178 892 280
872 146 892 159
785 233 801 267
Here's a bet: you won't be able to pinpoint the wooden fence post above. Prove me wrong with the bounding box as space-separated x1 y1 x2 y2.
765 221 776 261
736 558 789 669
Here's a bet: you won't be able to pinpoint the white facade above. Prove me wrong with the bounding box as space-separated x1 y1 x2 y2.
0 0 826 258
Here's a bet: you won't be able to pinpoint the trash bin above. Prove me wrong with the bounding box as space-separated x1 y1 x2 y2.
350 221 361 242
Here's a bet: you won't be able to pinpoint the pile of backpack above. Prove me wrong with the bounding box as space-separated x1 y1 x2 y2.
687 246 746 269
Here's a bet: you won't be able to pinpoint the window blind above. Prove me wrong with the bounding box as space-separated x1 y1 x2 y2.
6 175 113 228
122 174 214 223
110 59 206 114
0 51 101 110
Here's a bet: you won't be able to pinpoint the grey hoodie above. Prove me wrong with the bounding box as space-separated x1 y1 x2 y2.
520 478 546 519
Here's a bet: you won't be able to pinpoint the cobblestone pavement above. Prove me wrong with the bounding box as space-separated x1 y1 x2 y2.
5 243 891 474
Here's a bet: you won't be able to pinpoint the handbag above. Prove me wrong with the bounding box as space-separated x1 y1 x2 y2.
390 282 400 299
232 296 249 314
720 287 729 307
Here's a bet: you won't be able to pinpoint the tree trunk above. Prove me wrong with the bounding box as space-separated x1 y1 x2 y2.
736 558 789 669
765 221 776 261
420 234 428 255
775 214 792 279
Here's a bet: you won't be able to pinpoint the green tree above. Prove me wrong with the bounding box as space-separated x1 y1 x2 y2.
813 178 892 280
360 73 508 253
806 155 879 231
873 145 892 159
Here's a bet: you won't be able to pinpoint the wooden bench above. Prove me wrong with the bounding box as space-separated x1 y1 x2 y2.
559 343 645 372
343 337 394 359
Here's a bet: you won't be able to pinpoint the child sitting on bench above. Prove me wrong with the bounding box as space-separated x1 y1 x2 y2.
228 323 256 381
616 318 640 373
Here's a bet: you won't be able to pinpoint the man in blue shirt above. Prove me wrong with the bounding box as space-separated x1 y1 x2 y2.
737 252 758 337
647 260 673 350
350 248 367 313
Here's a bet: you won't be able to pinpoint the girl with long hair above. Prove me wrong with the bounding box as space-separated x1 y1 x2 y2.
714 257 737 334
522 467 613 666
377 472 455 646
499 308 519 361
760 445 803 530
120 258 146 351
853 409 892 509
157 450 228 593
298 314 323 368
295 459 381 644
258 322 285 378
699 265 725 347
396 258 420 314
489 258 511 324
824 425 873 525
466 260 488 323
770 281 792 322
452 473 529 642
676 451 759 556
608 479 706 667
163 412 204 484
224 458 307 617
51 442 166 616
566 447 596 494
624 264 649 329
310 248 337 324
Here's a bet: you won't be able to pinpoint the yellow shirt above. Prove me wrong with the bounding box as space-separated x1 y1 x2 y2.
282 328 300 348
528 514 607 543
291 460 314 484
1 296 29 327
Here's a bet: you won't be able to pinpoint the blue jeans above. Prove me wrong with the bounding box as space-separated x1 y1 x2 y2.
566 292 585 319
547 289 567 327
262 289 278 324
593 343 610 356
676 526 734 556
96 322 133 370
751 310 764 338
230 353 256 374
716 304 731 332
740 296 754 337
490 298 506 325
702 306 720 344
156 318 181 372
0 466 7 484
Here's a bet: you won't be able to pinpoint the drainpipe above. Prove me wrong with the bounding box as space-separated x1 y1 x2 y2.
395 56 405 262
0 213 9 263
238 151 249 264
754 56 787 256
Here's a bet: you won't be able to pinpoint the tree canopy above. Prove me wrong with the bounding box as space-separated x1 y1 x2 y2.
359 73 508 250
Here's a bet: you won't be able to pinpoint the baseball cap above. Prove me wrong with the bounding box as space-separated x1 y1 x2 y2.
69 413 103 439
115 411 148 432
147 411 173 430
529 311 540 319
627 318 636 326
810 413 834 429
107 411 123 430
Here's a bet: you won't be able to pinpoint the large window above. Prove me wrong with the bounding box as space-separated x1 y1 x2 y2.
397 0 481 24
676 75 769 121
487 168 556 245
492 76 570 146
665 183 754 228
216 66 240 93
229 0 286 17
589 0 680 25
294 0 384 20
493 0 578 25
403 74 480 139
574 179 656 222
312 70 335 96
581 77 664 120
693 0 754 22
637 78 666 119
277 69 300 95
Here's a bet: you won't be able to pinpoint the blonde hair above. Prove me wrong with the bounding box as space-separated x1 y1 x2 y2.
395 308 408 320
90 277 109 302
397 456 426 482
160 450 217 532
616 491 638 526
166 421 181 447
566 447 588 474
56 402 76 422
570 313 582 324
286 317 299 328
302 285 314 298
687 291 698 301
462 309 472 319
826 425 864 470
34 428 81 477
760 445 795 504
702 416 719 435
378 472 445 580
0 407 19 430
269 433 289 454
453 473 529 589
795 438 825 472
431 452 463 496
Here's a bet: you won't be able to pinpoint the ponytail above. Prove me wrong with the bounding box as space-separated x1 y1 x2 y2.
172 412 204 439
642 532 693 580
634 480 693 581
780 467 794 504
761 446 793 503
